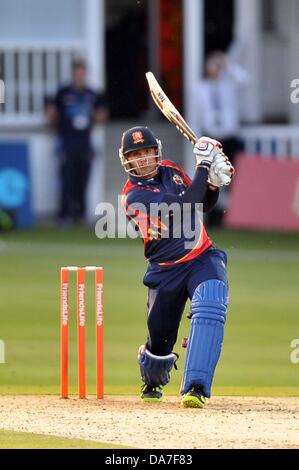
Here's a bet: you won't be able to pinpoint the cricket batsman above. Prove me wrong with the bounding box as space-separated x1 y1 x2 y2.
120 126 233 408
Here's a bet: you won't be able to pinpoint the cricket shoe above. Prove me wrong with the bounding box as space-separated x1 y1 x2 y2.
180 386 206 408
141 384 163 403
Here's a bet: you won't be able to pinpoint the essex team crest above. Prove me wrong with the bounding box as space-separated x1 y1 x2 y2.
132 131 144 144
173 174 184 185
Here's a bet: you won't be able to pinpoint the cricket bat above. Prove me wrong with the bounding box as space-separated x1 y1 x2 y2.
145 71 198 145
145 71 234 177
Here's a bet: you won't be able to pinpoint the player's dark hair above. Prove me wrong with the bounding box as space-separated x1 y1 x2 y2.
72 59 87 71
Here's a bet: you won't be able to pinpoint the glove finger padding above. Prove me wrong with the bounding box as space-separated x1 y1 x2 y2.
214 153 231 165
212 153 235 176
209 156 234 187
208 171 232 187
213 155 227 166
222 162 234 176
214 161 231 174
219 172 232 185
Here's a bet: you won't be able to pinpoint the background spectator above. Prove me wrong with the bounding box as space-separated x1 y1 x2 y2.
190 49 249 226
46 59 109 225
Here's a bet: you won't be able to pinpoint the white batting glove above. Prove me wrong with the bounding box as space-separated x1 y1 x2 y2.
208 153 234 187
193 136 223 169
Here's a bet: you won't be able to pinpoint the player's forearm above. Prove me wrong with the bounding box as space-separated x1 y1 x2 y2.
162 167 210 206
45 103 58 126
203 186 219 212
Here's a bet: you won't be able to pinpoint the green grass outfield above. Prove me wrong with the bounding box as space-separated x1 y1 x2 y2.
0 430 130 449
0 227 298 396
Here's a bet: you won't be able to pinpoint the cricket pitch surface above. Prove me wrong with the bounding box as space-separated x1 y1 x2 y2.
0 396 298 449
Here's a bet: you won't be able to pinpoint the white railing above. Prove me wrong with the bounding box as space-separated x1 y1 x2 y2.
240 125 299 159
0 43 85 126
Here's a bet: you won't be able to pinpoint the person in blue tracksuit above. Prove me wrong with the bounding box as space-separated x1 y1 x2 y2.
46 59 109 223
120 126 234 408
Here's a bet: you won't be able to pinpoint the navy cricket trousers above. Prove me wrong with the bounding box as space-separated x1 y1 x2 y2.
143 247 228 356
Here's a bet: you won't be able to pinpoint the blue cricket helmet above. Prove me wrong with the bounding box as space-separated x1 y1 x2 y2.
119 126 162 176
121 126 159 154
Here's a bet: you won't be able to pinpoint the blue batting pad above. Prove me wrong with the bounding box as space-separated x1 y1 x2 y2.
181 279 228 397
138 348 177 387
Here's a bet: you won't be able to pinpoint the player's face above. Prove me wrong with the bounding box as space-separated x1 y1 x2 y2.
73 66 87 88
206 57 222 79
126 147 158 178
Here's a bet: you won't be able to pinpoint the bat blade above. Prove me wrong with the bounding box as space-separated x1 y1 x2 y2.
145 71 234 179
145 71 198 145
